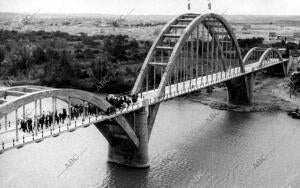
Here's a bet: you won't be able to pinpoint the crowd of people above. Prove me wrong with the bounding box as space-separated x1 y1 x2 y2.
1 95 139 133
20 109 68 133
19 103 101 133
70 103 98 120
105 94 138 115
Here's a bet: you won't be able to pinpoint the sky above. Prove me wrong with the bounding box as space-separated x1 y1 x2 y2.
0 0 300 15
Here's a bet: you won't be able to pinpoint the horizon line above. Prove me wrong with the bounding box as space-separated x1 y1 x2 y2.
1 11 300 17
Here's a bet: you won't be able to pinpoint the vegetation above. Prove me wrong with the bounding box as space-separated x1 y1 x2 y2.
0 30 151 93
238 37 300 58
238 37 265 49
1 30 299 94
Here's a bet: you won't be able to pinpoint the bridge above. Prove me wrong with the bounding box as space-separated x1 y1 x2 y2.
0 13 292 168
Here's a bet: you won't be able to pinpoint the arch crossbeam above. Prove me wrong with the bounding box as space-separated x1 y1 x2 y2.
132 13 245 99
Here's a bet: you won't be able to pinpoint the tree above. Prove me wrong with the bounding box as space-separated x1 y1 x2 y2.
32 46 47 64
0 45 5 63
104 35 129 62
238 37 264 48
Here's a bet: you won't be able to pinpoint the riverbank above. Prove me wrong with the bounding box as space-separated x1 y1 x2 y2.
0 82 7 89
188 73 300 112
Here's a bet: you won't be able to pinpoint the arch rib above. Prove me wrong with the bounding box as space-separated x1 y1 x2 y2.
156 13 244 97
207 13 244 73
242 47 260 63
258 48 283 67
131 14 185 94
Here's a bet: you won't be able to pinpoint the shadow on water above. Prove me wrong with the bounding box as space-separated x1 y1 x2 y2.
219 111 255 136
101 162 150 188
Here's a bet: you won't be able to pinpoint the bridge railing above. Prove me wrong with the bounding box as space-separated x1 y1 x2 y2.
0 66 244 152
0 100 144 152
0 54 288 153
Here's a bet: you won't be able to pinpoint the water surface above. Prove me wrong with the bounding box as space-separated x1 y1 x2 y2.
0 97 300 188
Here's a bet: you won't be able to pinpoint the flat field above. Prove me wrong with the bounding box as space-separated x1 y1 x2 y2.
1 13 300 42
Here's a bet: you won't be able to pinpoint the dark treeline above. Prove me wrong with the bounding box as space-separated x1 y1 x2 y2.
238 37 265 48
1 29 299 94
238 37 300 57
0 30 151 93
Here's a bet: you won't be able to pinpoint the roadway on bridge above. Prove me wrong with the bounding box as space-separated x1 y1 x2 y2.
0 58 287 152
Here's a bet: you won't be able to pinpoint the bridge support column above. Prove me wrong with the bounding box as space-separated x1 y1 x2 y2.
287 56 293 73
265 61 289 77
105 107 149 168
226 73 255 105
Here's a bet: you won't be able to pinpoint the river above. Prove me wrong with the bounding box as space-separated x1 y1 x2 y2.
0 97 300 188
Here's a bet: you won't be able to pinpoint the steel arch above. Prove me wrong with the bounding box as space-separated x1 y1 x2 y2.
258 48 283 67
155 13 244 97
242 47 260 63
131 14 184 94
132 13 244 96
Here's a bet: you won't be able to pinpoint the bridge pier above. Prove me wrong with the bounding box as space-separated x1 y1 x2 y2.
287 56 293 73
264 60 289 77
95 107 150 168
226 73 255 105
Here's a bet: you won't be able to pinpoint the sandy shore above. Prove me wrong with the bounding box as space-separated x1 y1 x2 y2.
0 84 7 90
187 73 300 112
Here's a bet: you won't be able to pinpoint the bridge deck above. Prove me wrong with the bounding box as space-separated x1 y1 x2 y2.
142 58 285 99
0 58 287 152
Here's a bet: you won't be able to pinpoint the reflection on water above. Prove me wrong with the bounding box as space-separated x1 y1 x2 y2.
1 97 300 188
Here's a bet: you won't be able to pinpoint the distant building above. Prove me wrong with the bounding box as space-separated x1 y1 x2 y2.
277 35 297 43
269 32 277 38
290 50 300 57
242 24 251 30
294 32 300 38
137 39 152 48
278 48 287 54
268 32 278 41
